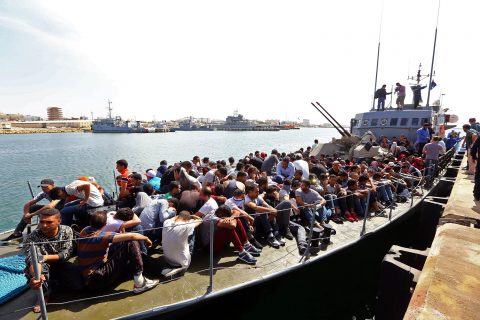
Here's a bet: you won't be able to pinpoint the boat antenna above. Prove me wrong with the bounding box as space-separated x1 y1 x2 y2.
315 102 351 137
310 103 346 138
107 99 113 119
371 0 384 110
426 0 441 108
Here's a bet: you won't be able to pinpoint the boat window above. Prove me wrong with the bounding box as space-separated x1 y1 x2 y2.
390 118 398 126
412 118 419 126
362 119 369 126
371 119 378 126
422 118 430 125
400 118 409 126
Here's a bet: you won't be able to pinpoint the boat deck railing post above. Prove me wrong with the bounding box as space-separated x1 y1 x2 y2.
206 219 214 294
389 181 399 221
27 181 35 234
360 190 371 237
30 242 48 320
299 210 314 264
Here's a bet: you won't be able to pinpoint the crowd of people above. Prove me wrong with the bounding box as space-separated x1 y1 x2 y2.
6 124 473 313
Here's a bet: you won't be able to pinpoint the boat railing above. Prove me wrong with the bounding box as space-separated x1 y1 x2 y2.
0 147 458 320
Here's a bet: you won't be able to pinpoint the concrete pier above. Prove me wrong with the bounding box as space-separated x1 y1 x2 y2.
404 158 480 320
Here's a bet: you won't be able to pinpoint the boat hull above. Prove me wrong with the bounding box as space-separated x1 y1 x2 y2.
122 178 454 320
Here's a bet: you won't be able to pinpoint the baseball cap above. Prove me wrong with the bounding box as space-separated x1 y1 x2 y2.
38 179 54 187
145 169 156 178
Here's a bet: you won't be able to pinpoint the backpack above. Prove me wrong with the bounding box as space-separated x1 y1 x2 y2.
374 89 382 99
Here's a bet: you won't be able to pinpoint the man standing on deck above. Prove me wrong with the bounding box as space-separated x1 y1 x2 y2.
412 84 427 108
23 208 82 313
2 179 63 242
415 123 431 154
394 82 406 110
422 136 445 188
470 136 480 201
462 124 478 175
375 84 391 111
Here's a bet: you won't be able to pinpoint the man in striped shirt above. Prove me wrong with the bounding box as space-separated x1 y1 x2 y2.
77 211 158 293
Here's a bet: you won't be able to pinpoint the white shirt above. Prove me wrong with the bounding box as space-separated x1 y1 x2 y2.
102 211 123 232
225 197 245 210
198 197 218 216
65 180 104 207
293 160 310 180
201 170 217 187
140 199 176 229
162 217 197 267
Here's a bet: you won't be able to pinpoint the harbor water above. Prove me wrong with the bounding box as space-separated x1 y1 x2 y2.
0 128 338 232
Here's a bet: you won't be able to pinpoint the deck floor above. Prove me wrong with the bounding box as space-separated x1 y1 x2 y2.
0 199 419 320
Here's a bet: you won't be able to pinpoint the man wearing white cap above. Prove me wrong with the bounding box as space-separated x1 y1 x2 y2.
145 169 161 191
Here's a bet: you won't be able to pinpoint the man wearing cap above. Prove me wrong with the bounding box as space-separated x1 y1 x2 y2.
2 179 63 242
145 169 161 191
415 123 431 154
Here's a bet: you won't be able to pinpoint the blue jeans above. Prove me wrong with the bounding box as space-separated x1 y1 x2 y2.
300 206 332 226
353 196 367 217
424 159 438 186
376 184 394 203
377 98 386 110
60 200 97 226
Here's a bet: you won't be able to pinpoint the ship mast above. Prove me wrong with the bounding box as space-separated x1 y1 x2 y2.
426 1 441 107
371 2 384 110
107 100 113 119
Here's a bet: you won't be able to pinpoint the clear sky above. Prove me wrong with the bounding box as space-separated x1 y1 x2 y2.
0 0 478 124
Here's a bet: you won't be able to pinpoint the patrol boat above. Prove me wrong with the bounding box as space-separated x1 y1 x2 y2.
92 100 148 133
350 65 458 143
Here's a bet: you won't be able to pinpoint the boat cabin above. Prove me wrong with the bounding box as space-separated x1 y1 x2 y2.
350 104 440 142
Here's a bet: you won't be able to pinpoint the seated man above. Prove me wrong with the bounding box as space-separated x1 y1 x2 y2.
295 179 331 229
264 187 308 254
145 169 161 191
49 179 104 227
3 179 63 241
224 188 262 250
102 208 147 254
140 198 179 240
195 187 219 217
372 173 396 207
161 211 203 277
201 205 260 265
77 211 158 293
161 181 181 201
345 179 365 219
23 209 82 313
244 185 284 248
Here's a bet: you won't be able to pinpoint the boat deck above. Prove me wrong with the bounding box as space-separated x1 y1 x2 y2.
0 198 422 320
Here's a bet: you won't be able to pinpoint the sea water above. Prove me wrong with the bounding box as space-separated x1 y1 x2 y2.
0 128 338 231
